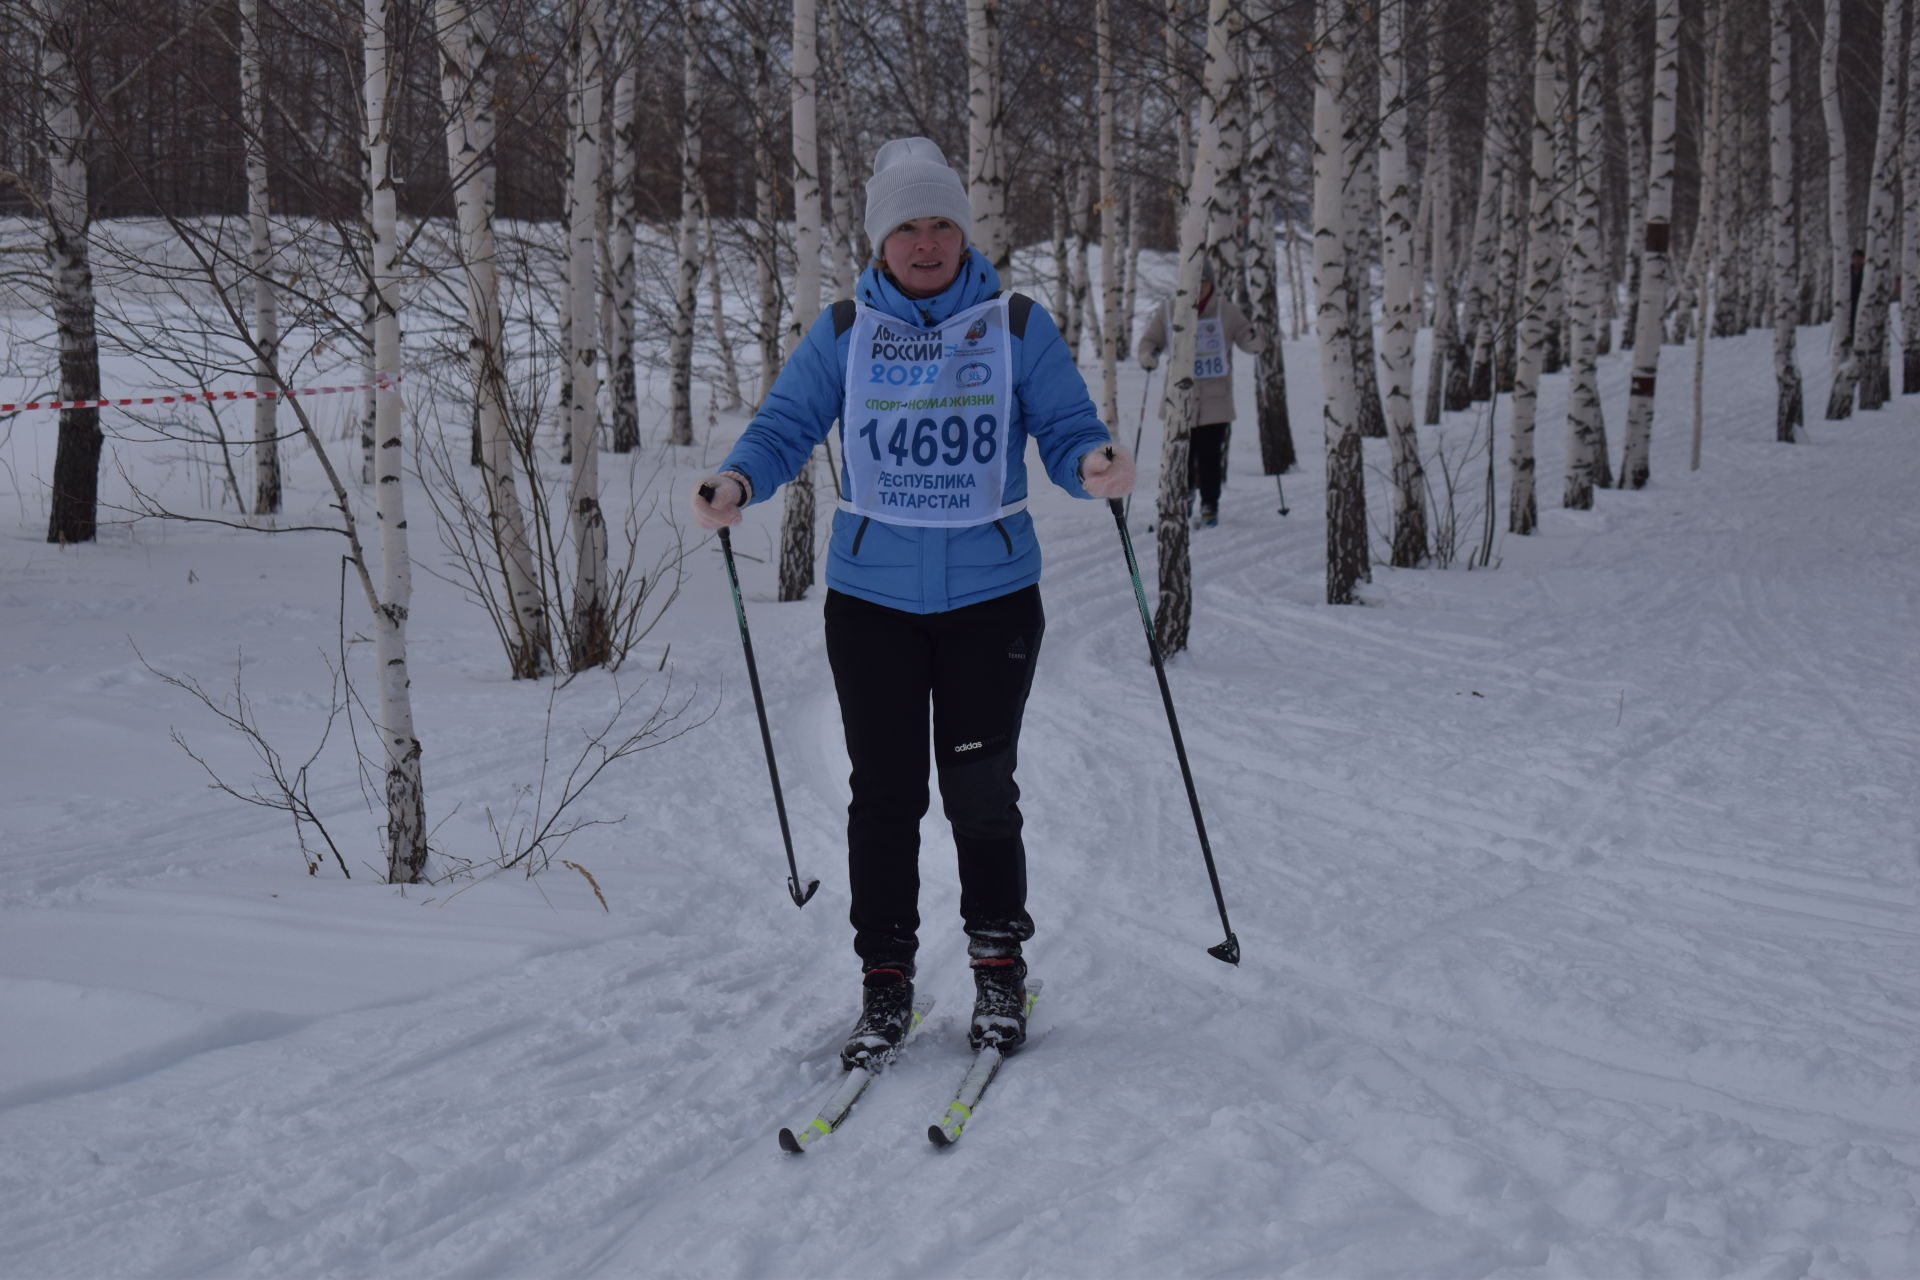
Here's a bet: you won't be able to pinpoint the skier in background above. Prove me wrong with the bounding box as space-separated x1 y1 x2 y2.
1134 268 1266 527
691 136 1135 1069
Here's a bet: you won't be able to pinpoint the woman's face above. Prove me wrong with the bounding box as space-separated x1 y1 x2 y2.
881 217 966 298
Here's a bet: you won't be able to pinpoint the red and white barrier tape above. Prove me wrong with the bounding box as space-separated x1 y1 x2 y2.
1 374 400 414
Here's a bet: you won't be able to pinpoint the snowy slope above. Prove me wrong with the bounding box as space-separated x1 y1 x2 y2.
2 267 1918 1277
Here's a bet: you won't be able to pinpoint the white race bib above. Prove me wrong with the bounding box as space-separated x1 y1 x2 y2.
1193 315 1227 380
841 298 1016 527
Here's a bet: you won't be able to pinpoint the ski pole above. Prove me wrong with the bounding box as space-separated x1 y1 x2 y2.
1106 494 1240 965
1274 471 1290 516
702 484 820 909
1122 366 1156 526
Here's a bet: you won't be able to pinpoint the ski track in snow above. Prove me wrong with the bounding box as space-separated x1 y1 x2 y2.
3 289 1919 1278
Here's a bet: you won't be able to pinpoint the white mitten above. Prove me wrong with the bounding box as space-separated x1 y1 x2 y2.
1138 350 1159 372
691 472 749 529
1079 444 1136 500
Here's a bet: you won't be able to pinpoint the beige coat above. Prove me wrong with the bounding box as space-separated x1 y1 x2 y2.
1134 289 1266 425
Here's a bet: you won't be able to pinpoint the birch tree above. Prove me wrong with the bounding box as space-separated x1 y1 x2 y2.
1460 112 1504 408
1904 0 1920 393
1314 0 1368 605
778 0 823 602
1154 0 1240 655
35 0 103 545
1821 0 1857 420
1770 0 1804 441
1509 0 1562 537
1340 46 1386 440
1423 110 1462 423
565 0 611 670
967 0 1009 272
1377 0 1424 567
705 215 744 410
1619 9 1649 357
1245 9 1294 475
1619 0 1678 491
436 0 546 677
824 0 863 298
1849 0 1904 412
1689 0 1726 472
1096 0 1122 429
363 0 427 882
1562 0 1610 509
753 34 783 403
604 17 640 453
1537 21 1568 377
669 2 703 447
239 0 279 516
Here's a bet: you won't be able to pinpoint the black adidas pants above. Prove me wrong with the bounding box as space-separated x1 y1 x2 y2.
824 585 1043 977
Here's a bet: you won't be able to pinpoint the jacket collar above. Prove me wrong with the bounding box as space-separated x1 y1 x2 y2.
858 247 1002 328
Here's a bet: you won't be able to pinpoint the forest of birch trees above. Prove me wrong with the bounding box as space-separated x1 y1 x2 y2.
1 0 1913 877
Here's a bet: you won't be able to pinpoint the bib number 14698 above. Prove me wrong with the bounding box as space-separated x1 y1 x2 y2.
857 414 999 467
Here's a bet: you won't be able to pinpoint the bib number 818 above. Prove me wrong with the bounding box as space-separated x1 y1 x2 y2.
858 414 999 466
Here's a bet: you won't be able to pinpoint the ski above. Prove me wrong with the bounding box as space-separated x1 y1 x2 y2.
778 997 934 1153
927 979 1042 1147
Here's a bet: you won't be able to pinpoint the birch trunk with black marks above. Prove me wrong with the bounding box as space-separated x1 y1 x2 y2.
1619 0 1678 490
1461 114 1503 407
364 0 427 882
240 0 279 516
1070 167 1097 363
706 215 743 410
437 0 545 676
1097 0 1122 428
1904 0 1920 394
1510 0 1562 537
1821 0 1856 419
1562 0 1609 509
753 37 783 403
779 0 824 602
37 0 103 546
1340 45 1385 440
1376 0 1425 567
565 0 610 670
1619 11 1648 356
1314 0 1368 605
967 0 1009 272
1770 0 1804 440
1542 32 1570 374
1424 106 1461 423
824 0 862 297
669 1 704 447
1850 0 1904 412
1246 8 1293 474
603 18 639 453
1154 0 1239 656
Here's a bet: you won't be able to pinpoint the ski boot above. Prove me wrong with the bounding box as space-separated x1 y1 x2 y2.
840 968 914 1070
968 956 1028 1052
1199 505 1219 528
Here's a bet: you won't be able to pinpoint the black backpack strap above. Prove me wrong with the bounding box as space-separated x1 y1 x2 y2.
831 298 858 336
1007 291 1035 340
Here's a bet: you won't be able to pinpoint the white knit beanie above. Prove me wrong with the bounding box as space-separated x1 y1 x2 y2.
863 137 972 251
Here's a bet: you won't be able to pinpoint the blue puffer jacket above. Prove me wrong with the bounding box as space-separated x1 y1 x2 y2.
720 249 1114 615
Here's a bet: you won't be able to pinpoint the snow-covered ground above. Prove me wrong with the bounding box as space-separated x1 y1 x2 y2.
2 252 1917 1278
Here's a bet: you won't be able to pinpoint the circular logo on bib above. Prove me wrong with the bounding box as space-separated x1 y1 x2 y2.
957 362 992 388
